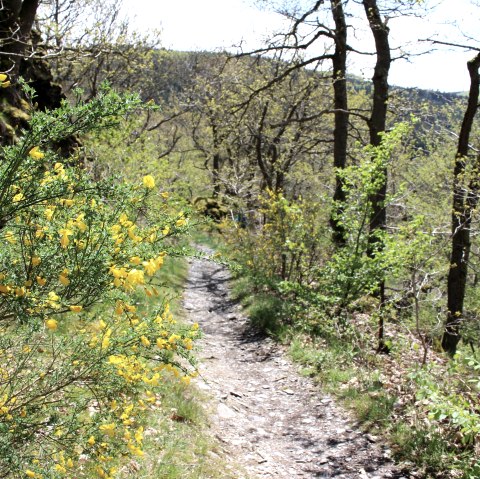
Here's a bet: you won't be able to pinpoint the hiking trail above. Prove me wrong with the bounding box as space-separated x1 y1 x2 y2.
185 252 412 479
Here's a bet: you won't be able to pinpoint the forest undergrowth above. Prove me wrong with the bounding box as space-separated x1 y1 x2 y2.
184 117 480 479
220 232 480 479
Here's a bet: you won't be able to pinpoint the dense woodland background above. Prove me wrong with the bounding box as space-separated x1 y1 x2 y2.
2 0 480 478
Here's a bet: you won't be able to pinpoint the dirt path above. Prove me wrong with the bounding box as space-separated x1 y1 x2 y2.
185 254 410 479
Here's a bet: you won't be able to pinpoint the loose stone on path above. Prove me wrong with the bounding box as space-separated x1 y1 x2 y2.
185 253 410 479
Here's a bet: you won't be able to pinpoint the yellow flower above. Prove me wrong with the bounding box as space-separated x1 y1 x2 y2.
109 266 127 279
130 256 142 265
48 291 59 302
176 217 187 227
125 269 145 289
108 355 123 365
142 259 157 277
44 207 55 221
69 305 83 312
168 334 180 344
160 191 169 199
140 336 151 347
99 423 116 437
127 442 144 457
0 74 7 82
36 276 47 286
96 467 106 478
142 175 155 189
75 214 87 232
155 253 165 269
114 302 124 315
4 231 16 244
15 287 25 297
13 192 24 202
87 435 95 445
28 146 45 160
45 319 58 331
25 470 36 478
127 225 137 240
1 80 11 88
74 239 86 250
145 390 156 403
59 273 69 286
59 228 73 248
135 426 144 444
101 329 112 350
54 464 66 474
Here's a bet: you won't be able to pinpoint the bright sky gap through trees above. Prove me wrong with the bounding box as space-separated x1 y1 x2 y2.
122 0 478 93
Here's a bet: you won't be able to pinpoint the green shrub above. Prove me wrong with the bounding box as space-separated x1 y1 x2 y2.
0 84 199 479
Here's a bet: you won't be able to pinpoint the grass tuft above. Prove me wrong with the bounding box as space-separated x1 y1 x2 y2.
119 377 232 479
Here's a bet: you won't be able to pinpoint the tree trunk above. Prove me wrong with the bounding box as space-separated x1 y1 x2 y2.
212 152 221 197
0 1 76 151
362 0 391 353
329 0 349 247
0 0 39 76
211 122 222 198
442 53 480 356
255 103 273 191
0 1 39 142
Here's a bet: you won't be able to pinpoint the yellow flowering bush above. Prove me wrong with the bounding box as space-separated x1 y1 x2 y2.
223 190 329 288
0 85 198 478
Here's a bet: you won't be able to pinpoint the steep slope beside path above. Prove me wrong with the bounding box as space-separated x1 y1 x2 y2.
185 254 409 479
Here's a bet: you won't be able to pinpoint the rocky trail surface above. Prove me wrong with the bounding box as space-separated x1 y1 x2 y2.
185 253 412 479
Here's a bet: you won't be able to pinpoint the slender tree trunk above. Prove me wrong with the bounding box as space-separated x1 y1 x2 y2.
362 0 391 352
255 104 273 191
212 152 221 197
442 53 480 356
211 122 221 197
329 0 349 247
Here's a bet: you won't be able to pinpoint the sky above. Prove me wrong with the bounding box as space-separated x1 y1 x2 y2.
122 0 479 93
